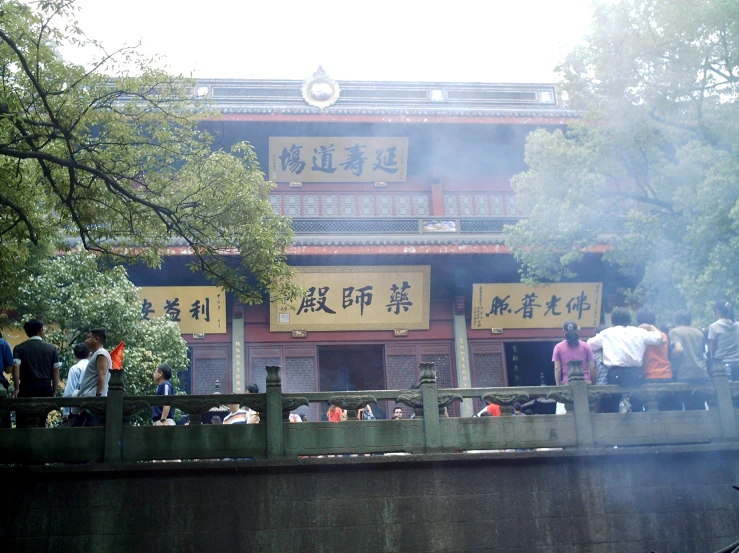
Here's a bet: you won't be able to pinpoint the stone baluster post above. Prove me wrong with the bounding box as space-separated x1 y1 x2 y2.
266 365 284 459
567 360 594 448
420 362 442 453
709 361 738 441
104 368 124 464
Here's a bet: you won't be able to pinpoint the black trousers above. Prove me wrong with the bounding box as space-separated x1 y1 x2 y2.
602 366 642 413
17 380 53 428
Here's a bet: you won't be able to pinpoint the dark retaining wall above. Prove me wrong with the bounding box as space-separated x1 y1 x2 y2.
2 446 738 553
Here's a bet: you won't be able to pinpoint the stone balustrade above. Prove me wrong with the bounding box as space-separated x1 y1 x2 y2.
1 362 737 465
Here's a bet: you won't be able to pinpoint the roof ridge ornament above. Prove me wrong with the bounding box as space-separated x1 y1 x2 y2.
302 66 341 110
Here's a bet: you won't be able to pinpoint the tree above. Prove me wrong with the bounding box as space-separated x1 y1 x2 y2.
507 0 739 321
0 0 300 309
15 248 189 399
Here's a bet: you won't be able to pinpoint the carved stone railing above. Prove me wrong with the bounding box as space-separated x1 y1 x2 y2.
0 362 738 465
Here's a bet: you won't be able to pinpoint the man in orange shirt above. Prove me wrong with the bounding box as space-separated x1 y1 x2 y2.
636 309 676 411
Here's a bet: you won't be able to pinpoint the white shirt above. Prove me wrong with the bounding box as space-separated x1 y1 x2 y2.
587 325 663 368
63 359 88 416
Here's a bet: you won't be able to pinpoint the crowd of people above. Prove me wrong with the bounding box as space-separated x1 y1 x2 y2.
550 302 739 412
2 301 738 427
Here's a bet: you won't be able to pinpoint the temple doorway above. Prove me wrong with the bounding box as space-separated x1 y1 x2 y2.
318 344 387 419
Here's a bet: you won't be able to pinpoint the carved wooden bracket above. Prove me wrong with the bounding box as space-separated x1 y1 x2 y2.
170 397 223 414
328 395 376 411
482 392 530 406
239 396 267 413
122 400 151 417
438 393 463 408
586 390 614 405
328 394 377 418
78 399 107 417
13 401 58 427
282 397 309 418
396 392 423 409
629 389 676 404
545 391 573 404
169 397 223 424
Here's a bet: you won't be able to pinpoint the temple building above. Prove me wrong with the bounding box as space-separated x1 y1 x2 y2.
129 68 628 419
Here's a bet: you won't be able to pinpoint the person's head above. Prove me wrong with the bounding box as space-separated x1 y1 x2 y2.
636 309 657 326
410 381 421 390
563 320 579 346
23 320 44 338
154 363 172 383
299 414 307 422
611 308 632 327
673 310 692 327
84 329 106 351
73 343 90 360
210 416 222 425
393 406 404 419
713 301 735 321
227 403 239 414
246 383 259 394
513 402 522 413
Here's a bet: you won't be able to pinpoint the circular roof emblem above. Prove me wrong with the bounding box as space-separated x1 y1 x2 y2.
302 66 340 110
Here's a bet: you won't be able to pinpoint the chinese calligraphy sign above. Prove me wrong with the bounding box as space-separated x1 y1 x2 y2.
270 266 430 331
139 287 225 334
472 283 602 330
269 137 408 183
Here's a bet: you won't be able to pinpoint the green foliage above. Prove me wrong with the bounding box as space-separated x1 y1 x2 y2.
0 0 300 307
14 248 189 398
507 0 739 324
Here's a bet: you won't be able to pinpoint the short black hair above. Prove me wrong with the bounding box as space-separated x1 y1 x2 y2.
410 381 421 390
393 405 403 411
636 309 656 326
73 343 90 360
673 310 692 326
246 383 259 394
157 363 172 380
611 308 632 327
88 329 106 346
23 320 43 337
514 402 522 411
713 301 734 320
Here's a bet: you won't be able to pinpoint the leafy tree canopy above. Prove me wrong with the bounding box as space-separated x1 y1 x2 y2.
507 0 739 322
14 248 189 398
0 0 300 307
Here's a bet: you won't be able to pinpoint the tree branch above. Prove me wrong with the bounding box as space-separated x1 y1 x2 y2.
0 194 37 243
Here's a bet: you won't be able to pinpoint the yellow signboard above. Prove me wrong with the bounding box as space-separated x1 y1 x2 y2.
471 283 602 330
139 287 225 334
271 266 430 331
269 137 408 183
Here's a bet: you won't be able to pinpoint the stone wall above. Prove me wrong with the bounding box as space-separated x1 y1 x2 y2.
2 447 737 553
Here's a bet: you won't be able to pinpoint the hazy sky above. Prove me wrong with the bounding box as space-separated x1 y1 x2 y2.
63 0 594 83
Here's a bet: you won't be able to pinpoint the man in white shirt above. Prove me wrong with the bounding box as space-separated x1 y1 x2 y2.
587 308 663 411
62 343 89 419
